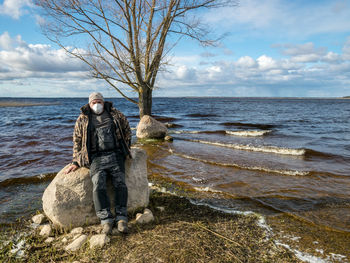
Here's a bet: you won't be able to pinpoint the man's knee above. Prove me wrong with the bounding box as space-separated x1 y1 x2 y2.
91 171 107 191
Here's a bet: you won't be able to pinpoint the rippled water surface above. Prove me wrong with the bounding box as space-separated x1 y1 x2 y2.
0 97 349 261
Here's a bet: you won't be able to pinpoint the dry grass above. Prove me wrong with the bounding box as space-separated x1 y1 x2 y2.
0 191 302 263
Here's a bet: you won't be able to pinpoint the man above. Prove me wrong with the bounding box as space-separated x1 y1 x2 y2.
65 92 132 235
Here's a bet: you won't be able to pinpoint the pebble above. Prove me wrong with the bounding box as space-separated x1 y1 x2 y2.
39 224 52 237
89 234 110 249
65 235 88 252
44 237 55 244
32 214 47 225
136 208 154 224
70 227 84 235
156 206 165 212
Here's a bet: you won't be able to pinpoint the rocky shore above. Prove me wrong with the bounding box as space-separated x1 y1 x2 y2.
0 186 301 263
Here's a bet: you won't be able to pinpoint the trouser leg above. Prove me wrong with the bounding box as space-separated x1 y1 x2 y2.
109 156 128 222
90 168 113 224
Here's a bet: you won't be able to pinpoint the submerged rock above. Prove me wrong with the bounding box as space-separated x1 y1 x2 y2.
42 147 149 228
136 115 168 139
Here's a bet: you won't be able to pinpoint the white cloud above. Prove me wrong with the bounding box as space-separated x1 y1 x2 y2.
204 0 350 38
0 32 90 83
157 38 350 97
0 0 33 19
343 37 350 60
257 55 277 70
236 56 256 68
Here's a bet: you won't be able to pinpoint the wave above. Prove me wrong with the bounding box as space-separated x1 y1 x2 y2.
187 139 306 156
0 173 56 188
221 122 277 130
167 148 309 176
226 130 272 137
185 113 219 118
171 130 225 135
171 129 271 137
152 115 178 122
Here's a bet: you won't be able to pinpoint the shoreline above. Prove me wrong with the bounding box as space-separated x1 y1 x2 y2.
0 188 301 263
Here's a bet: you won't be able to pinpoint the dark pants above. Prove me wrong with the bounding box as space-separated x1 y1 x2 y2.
90 151 128 224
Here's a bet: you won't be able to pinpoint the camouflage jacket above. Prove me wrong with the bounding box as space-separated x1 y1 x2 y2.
72 101 132 168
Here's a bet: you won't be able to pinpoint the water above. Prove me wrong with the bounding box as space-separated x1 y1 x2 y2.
0 97 349 261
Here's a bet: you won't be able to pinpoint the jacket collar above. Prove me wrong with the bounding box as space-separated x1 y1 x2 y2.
80 101 113 115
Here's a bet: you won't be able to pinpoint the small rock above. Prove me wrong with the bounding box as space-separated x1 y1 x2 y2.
70 227 84 235
44 237 55 244
61 237 68 244
156 206 165 212
32 214 47 225
65 235 88 252
30 223 40 230
136 209 154 224
89 234 110 249
39 224 52 237
164 135 173 141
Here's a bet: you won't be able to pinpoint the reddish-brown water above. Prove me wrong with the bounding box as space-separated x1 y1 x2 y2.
0 97 349 262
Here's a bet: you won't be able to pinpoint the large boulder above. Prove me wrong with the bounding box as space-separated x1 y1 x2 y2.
136 115 168 139
42 148 149 228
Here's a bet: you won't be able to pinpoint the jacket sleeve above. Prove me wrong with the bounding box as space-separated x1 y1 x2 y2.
72 116 83 167
119 112 132 148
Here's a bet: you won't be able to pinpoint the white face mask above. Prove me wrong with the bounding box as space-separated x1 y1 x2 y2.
92 103 103 114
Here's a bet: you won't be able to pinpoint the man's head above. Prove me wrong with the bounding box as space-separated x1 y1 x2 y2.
89 92 104 114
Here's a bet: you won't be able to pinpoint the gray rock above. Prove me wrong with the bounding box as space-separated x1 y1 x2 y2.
89 234 110 249
70 227 84 235
136 208 154 224
42 148 149 228
136 115 168 139
156 206 165 212
39 224 52 237
44 237 55 244
32 214 47 225
65 235 88 252
164 135 173 141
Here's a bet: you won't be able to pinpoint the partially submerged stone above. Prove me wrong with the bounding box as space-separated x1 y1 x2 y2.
136 115 168 139
42 148 149 228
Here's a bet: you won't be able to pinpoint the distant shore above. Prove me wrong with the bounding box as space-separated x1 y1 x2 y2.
0 101 60 107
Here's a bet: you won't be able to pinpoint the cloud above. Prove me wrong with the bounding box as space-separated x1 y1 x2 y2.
158 38 350 97
0 0 33 19
204 0 350 38
0 32 90 82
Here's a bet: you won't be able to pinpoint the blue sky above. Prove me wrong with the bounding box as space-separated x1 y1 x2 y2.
0 0 350 98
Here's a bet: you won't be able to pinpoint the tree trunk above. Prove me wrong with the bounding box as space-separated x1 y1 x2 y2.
138 87 152 118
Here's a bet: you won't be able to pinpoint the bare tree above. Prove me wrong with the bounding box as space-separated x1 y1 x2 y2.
35 0 234 117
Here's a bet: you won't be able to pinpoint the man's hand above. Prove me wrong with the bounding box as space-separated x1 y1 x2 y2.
65 164 78 174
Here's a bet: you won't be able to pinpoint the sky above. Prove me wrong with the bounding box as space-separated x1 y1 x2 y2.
0 0 350 98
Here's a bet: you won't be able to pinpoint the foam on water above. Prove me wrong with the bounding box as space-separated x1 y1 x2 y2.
190 198 345 263
225 130 272 137
189 139 306 156
168 149 309 176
